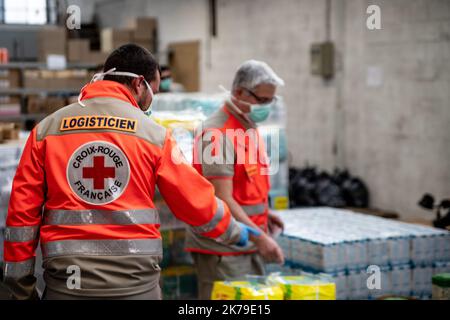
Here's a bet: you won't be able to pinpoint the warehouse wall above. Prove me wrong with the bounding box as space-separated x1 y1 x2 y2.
84 0 450 220
341 0 450 219
92 0 209 65
203 0 339 172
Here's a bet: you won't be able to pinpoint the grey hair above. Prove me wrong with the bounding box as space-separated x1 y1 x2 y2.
231 60 285 91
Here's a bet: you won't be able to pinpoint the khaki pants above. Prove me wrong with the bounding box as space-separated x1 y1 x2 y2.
191 252 265 300
41 286 162 300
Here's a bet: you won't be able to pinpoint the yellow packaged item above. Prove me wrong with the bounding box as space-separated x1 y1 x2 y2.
152 111 204 131
211 281 284 300
267 274 336 300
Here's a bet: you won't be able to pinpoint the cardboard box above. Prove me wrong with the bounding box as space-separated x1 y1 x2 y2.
24 70 90 90
53 70 74 90
38 27 67 62
23 70 44 89
87 51 110 65
0 95 20 105
0 69 20 88
101 28 132 53
26 95 45 113
67 39 90 62
168 41 200 92
130 17 157 41
0 123 21 140
46 96 67 113
0 95 21 116
27 96 66 114
133 39 155 53
65 70 90 89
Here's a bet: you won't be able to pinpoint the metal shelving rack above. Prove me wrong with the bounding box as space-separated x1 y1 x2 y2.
0 62 99 70
0 62 100 129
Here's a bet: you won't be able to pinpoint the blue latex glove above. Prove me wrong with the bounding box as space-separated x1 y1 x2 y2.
236 222 262 247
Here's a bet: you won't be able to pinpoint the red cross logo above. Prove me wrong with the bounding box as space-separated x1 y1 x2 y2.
82 156 116 189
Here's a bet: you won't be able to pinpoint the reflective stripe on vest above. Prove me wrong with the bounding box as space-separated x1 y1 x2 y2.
43 209 159 226
190 198 224 234
4 226 39 242
3 258 35 279
41 239 162 258
241 203 266 216
215 215 236 243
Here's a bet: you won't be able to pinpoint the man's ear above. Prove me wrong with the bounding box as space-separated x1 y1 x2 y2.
130 77 144 94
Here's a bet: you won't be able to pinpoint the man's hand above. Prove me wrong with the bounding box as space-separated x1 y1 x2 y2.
252 233 284 264
268 212 284 237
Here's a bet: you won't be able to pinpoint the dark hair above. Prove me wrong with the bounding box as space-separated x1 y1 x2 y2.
103 44 160 86
160 65 170 72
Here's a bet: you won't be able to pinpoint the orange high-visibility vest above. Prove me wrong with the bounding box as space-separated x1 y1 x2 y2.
187 105 271 255
3 81 239 296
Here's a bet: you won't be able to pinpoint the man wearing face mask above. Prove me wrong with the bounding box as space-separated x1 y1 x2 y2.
186 60 285 299
159 65 185 93
1 44 250 300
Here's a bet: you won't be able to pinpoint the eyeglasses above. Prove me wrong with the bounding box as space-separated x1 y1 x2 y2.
243 88 277 104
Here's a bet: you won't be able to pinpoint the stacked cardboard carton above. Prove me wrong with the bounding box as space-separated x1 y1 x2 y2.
0 69 21 114
0 69 20 89
67 39 91 63
100 17 158 54
130 17 158 52
38 27 67 62
67 38 109 65
23 69 92 90
0 96 21 116
26 96 67 114
0 123 21 143
101 28 133 53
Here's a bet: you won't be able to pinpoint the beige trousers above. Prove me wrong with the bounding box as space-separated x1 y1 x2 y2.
191 252 265 300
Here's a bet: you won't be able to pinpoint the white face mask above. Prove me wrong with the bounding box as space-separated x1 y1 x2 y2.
219 85 247 115
219 85 259 124
78 67 155 115
219 85 275 123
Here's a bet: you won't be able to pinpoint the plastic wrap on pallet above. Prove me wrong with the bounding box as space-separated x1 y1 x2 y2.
274 207 449 299
152 92 291 214
390 264 412 297
211 281 284 300
411 263 433 299
152 92 226 116
266 273 336 300
277 207 449 271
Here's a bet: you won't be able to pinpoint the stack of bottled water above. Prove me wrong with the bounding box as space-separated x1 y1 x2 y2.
273 207 450 299
152 92 226 117
152 92 290 211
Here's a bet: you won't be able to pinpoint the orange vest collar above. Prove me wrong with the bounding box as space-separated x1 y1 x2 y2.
78 80 140 109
